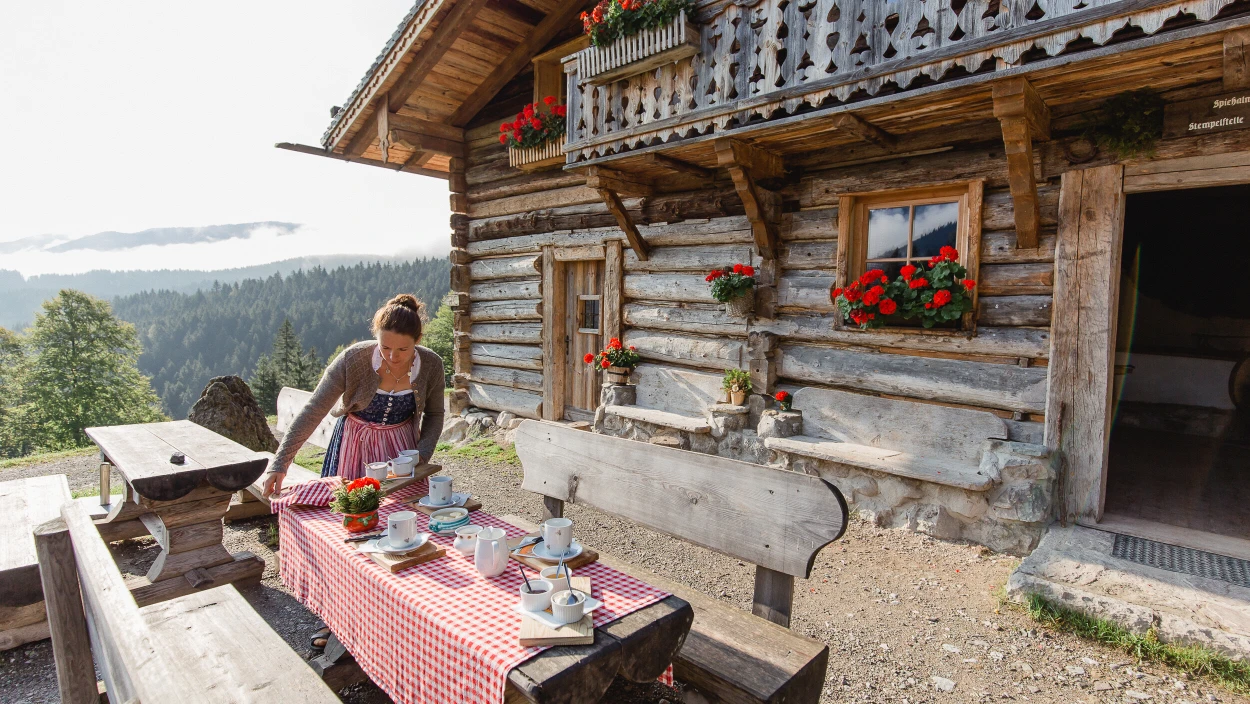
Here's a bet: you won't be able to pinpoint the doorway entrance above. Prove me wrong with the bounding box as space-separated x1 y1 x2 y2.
1103 184 1250 545
563 259 603 420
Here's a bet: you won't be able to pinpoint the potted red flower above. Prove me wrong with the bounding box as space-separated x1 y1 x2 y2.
576 0 698 85
329 477 382 533
831 247 976 330
774 390 792 411
585 337 641 384
707 263 756 317
499 96 568 171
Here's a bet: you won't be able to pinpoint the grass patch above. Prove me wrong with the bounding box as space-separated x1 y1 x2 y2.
0 446 97 470
434 438 518 465
292 444 326 472
1025 593 1250 695
266 414 278 426
265 523 279 548
70 483 125 500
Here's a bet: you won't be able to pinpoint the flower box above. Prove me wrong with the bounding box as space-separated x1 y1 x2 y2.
575 10 699 86
508 136 566 171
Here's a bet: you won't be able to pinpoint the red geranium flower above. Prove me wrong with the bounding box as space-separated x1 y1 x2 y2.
859 270 886 286
732 263 744 274
878 298 897 315
909 277 929 289
584 352 595 364
499 134 507 144
932 289 952 307
543 95 556 106
553 105 566 117
608 337 623 350
862 285 884 306
939 246 959 261
628 345 636 351
844 287 862 302
523 105 535 119
774 390 790 402
963 279 976 290
830 287 843 300
600 358 611 368
742 265 755 277
900 264 917 281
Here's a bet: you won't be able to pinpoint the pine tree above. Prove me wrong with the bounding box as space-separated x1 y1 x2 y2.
250 352 282 415
21 290 165 450
0 328 31 457
273 319 303 383
424 302 454 387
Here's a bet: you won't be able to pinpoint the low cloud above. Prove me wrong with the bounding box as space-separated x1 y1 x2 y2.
0 222 301 255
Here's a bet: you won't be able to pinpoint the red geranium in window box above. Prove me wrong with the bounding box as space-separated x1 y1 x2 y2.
831 247 976 330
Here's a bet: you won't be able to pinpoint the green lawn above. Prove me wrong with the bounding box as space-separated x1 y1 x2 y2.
433 438 518 465
0 446 97 470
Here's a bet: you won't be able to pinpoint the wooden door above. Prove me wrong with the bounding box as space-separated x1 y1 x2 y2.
564 260 604 418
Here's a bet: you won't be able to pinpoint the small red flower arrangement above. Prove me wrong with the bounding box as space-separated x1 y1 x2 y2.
706 263 756 303
498 96 567 148
831 247 976 330
585 337 641 371
330 476 382 532
581 0 691 48
774 390 792 411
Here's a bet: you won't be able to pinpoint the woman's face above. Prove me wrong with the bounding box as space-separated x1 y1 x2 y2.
377 330 417 368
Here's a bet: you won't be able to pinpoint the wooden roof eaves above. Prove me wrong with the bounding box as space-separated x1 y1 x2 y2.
321 0 448 152
275 142 451 180
565 11 1250 172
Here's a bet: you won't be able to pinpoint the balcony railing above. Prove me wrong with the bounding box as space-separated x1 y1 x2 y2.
563 0 1239 163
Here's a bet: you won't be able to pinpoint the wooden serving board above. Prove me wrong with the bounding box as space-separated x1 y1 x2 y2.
363 540 446 573
518 576 594 647
404 494 482 516
508 534 598 571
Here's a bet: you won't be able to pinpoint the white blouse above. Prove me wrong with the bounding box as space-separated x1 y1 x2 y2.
372 344 420 396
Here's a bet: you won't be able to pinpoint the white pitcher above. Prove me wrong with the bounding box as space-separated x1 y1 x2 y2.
473 527 509 578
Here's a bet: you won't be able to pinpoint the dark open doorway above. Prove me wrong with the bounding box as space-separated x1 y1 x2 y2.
1105 184 1250 544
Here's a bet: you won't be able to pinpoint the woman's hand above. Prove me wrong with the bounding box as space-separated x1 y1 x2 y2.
262 471 285 498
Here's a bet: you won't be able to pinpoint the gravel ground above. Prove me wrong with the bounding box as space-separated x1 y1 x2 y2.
2 449 1247 704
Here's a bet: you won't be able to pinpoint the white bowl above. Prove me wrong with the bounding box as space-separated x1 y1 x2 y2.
519 579 553 612
550 589 586 625
540 565 573 593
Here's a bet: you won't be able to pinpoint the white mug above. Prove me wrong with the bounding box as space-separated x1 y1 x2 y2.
399 449 422 462
365 462 389 481
388 511 418 548
388 455 415 478
519 579 554 612
540 564 573 594
429 475 454 505
453 525 481 556
541 518 573 557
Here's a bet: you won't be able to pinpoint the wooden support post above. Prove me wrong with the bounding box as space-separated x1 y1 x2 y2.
98 459 111 507
376 98 390 163
597 188 651 261
751 566 794 628
992 78 1050 250
541 247 567 421
831 113 897 150
747 331 778 395
714 139 782 260
1225 29 1250 90
34 518 99 704
604 241 624 342
542 496 565 521
343 99 386 159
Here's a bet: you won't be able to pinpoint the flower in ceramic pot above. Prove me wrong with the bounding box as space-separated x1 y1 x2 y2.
330 477 382 533
722 368 752 405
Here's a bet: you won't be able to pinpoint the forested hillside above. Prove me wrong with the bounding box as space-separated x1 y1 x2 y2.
111 258 450 418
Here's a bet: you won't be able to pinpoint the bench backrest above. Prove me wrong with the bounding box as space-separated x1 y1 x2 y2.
278 386 337 448
632 365 724 415
515 420 848 626
793 387 1007 466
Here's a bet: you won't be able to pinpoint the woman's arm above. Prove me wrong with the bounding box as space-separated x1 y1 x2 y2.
414 351 446 463
268 349 350 476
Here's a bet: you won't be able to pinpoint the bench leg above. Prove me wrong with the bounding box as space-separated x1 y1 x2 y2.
752 566 794 628
34 517 99 704
542 496 564 520
98 460 112 508
310 633 370 692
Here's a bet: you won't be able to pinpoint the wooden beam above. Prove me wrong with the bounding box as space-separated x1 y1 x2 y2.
638 152 715 179
387 113 466 143
343 99 384 158
377 100 391 163
992 78 1050 249
387 0 494 114
389 129 467 159
1225 29 1250 90
582 166 654 195
714 139 781 260
831 113 897 150
449 1 591 127
274 142 450 180
540 247 565 422
597 188 651 261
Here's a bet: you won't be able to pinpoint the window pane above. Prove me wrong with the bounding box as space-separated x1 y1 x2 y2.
866 206 910 260
866 261 903 282
581 299 600 330
912 201 959 258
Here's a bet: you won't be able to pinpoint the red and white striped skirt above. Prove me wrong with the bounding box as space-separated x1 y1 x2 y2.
331 414 419 481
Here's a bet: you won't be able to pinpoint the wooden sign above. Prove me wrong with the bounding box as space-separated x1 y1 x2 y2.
1164 91 1250 139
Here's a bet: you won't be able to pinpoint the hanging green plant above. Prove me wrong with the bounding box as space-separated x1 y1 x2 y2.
1082 89 1167 160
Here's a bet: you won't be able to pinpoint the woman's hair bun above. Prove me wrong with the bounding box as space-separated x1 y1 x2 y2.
388 293 420 312
373 294 426 340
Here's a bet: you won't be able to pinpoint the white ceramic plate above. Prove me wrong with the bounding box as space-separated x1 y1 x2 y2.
529 540 583 562
377 533 430 555
418 493 468 509
512 593 602 629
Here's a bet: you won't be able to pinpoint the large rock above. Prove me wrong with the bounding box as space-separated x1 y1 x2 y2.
188 376 278 453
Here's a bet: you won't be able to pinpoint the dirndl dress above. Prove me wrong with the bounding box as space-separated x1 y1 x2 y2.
321 390 419 480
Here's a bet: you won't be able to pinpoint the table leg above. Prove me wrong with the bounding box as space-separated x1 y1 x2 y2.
98 456 111 508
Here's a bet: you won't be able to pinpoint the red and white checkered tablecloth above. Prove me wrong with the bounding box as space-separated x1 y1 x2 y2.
278 480 673 704
270 476 340 514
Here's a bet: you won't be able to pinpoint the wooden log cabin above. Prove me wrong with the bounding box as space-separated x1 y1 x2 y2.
283 0 1250 557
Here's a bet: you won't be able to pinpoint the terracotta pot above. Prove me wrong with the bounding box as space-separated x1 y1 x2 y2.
606 366 633 384
342 510 379 533
730 390 747 406
725 290 755 318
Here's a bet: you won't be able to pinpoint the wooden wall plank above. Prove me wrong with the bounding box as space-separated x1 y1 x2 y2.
469 254 541 280
623 330 748 371
469 382 544 419
470 300 542 322
471 343 543 371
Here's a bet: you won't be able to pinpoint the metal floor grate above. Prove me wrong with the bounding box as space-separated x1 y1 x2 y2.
1112 534 1250 588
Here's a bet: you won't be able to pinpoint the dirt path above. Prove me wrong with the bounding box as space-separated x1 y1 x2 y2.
2 450 1244 704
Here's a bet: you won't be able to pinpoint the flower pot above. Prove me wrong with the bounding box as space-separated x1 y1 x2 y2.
605 366 633 384
725 290 755 318
341 510 379 534
508 137 565 171
575 10 701 85
730 390 746 406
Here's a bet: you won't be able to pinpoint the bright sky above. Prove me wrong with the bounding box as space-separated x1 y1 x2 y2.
0 1 451 277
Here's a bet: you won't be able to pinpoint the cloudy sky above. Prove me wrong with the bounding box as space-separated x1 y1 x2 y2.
0 1 450 277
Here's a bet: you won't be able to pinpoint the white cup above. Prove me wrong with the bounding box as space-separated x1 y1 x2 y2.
388 511 418 548
399 449 422 462
429 475 454 505
550 589 586 625
540 565 573 594
388 455 415 478
541 518 573 557
365 462 389 481
519 579 554 612
453 525 481 556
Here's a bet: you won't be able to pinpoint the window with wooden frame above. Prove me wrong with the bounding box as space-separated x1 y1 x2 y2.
577 295 602 334
835 181 983 332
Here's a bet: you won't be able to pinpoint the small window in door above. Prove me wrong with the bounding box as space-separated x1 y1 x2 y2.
578 295 601 334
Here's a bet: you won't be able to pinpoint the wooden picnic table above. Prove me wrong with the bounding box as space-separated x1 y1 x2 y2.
86 420 268 606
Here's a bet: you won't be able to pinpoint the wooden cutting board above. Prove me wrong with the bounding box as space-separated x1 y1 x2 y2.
404 494 483 516
507 534 599 571
363 539 446 573
518 576 594 647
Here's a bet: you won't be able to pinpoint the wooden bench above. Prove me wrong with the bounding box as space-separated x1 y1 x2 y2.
603 365 726 434
764 387 1009 491
515 420 847 703
35 499 340 704
0 475 71 651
